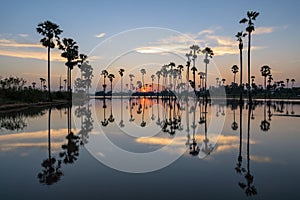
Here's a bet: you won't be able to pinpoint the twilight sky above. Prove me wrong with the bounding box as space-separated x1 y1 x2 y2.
0 0 299 91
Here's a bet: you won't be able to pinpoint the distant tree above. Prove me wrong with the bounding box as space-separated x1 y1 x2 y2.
108 74 115 94
140 69 146 90
232 65 239 85
291 78 295 88
101 70 108 95
37 20 63 101
199 47 214 92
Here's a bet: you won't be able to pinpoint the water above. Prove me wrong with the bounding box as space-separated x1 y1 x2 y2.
0 98 299 199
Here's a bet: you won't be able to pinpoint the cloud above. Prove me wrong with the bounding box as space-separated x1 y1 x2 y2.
95 32 106 38
18 34 29 38
253 26 275 35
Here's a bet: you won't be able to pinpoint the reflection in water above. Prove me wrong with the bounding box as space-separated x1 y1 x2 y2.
1 97 298 193
37 107 63 185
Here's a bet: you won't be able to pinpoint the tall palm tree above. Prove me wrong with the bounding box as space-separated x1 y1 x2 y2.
119 68 125 94
232 65 239 86
185 51 193 92
199 47 214 93
191 66 197 93
101 70 108 96
235 31 247 102
37 20 63 101
151 74 155 93
291 78 295 88
286 78 290 88
59 38 79 100
129 74 135 93
260 65 271 99
190 45 200 81
240 11 259 103
156 70 162 95
108 74 115 95
32 82 36 89
140 68 146 90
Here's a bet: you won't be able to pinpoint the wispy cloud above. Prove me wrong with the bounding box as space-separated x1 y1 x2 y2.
253 26 275 35
95 32 106 38
18 33 29 38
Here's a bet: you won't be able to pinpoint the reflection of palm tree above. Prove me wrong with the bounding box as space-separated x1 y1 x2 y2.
235 104 245 174
108 100 115 123
238 105 257 196
260 99 270 132
231 106 238 131
101 99 108 127
201 102 214 156
119 94 125 127
37 21 62 101
129 98 135 122
235 31 247 102
240 11 259 103
189 101 199 156
38 107 63 185
141 98 146 127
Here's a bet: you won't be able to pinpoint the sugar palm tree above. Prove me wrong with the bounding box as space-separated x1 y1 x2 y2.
156 70 162 95
291 78 295 88
119 68 125 94
260 65 271 99
32 82 36 89
108 74 115 95
37 20 63 101
59 38 79 100
235 31 247 101
40 78 46 90
222 78 226 86
286 78 290 88
240 11 259 103
191 66 197 93
232 65 239 86
151 74 155 93
185 51 193 92
199 47 214 92
101 70 108 96
129 74 135 93
140 68 146 90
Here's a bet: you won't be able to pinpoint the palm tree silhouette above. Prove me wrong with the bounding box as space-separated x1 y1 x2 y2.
199 47 214 95
37 21 62 101
119 68 125 94
291 78 295 88
59 38 79 100
191 66 198 94
140 69 146 90
129 74 135 93
40 78 46 90
63 79 67 91
260 65 271 99
101 70 108 97
32 82 36 89
185 51 193 93
232 65 239 86
156 70 162 95
151 74 155 93
235 31 247 102
108 73 115 95
240 11 259 103
37 107 63 185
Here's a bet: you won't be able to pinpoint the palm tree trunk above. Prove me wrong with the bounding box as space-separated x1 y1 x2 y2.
240 47 243 102
48 46 52 101
248 33 252 103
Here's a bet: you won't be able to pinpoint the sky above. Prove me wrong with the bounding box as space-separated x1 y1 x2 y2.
0 0 300 91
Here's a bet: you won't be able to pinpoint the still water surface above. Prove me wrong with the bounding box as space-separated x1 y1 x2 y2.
0 98 299 199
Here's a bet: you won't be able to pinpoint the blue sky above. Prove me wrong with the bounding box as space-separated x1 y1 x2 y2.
0 0 299 90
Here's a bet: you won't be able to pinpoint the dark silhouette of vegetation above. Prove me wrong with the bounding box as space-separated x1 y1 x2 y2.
36 20 63 101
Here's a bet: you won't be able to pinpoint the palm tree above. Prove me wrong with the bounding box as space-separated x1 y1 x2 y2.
63 79 67 91
222 78 226 86
119 68 125 94
185 51 193 92
235 31 247 102
151 74 155 93
59 38 79 100
37 21 63 101
40 78 46 90
32 82 36 89
232 65 239 86
129 74 135 93
101 70 108 96
108 74 115 95
140 68 146 90
286 78 290 88
240 11 259 103
260 65 271 99
291 78 295 88
191 66 197 93
156 70 162 95
199 47 214 93
251 76 255 86
216 77 220 87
